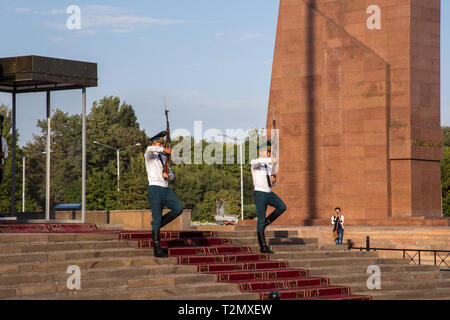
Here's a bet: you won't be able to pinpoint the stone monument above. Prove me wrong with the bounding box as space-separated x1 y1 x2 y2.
267 0 443 225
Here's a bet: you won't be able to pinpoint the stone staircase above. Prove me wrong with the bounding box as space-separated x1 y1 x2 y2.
0 229 449 300
274 226 450 267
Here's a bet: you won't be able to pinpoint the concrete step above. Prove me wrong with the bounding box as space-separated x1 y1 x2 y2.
271 250 378 261
0 240 321 257
356 287 450 300
0 255 182 275
284 257 407 269
349 278 450 293
0 272 218 299
1 227 447 300
14 282 242 300
318 244 350 250
328 270 448 285
252 244 320 252
96 224 124 231
214 230 299 238
0 240 137 254
0 247 159 264
308 263 441 277
231 237 317 245
243 244 351 254
0 233 119 244
169 292 259 300
0 264 198 286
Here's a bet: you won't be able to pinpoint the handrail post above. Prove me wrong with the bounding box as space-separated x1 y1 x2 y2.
366 236 370 252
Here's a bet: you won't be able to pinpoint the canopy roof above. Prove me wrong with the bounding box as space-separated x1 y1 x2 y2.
0 55 97 93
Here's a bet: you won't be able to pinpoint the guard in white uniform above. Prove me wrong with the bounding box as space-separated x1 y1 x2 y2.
251 142 287 254
145 131 183 258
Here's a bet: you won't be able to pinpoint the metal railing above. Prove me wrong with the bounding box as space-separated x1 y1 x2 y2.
348 236 450 268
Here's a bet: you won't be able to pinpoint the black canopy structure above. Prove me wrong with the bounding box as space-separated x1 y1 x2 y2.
0 55 98 222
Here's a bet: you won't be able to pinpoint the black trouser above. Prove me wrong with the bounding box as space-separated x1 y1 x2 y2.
254 190 287 232
147 185 183 231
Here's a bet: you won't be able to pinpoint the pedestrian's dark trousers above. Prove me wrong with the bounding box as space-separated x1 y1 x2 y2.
254 191 287 232
148 185 183 231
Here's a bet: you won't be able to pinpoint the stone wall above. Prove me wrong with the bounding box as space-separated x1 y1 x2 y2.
52 209 192 231
272 225 450 266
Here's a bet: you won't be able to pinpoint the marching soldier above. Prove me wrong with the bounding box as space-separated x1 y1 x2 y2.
251 142 287 254
145 131 183 258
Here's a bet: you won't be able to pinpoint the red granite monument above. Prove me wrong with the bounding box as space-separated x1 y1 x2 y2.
267 0 444 225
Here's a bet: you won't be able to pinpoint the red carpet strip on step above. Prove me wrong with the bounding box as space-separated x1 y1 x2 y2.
215 269 310 282
138 237 233 248
259 286 352 300
169 245 251 256
119 231 216 240
119 230 372 300
177 253 269 264
238 277 330 291
0 223 109 233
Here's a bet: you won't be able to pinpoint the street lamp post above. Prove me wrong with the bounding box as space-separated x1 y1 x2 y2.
218 134 248 221
22 156 25 213
93 141 141 191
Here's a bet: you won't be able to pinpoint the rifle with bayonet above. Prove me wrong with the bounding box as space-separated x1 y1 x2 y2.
271 108 278 180
163 98 171 180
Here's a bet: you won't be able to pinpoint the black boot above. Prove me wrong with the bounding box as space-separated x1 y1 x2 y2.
152 230 168 258
161 213 176 229
257 231 274 254
264 217 272 229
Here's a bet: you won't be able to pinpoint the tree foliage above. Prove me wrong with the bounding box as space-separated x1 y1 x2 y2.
0 105 26 213
443 127 450 148
0 97 254 222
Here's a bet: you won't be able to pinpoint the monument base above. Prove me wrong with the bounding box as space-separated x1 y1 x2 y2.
237 216 450 227
3 210 192 231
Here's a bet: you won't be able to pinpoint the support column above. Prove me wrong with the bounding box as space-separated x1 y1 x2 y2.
45 91 51 220
117 149 120 192
11 91 16 216
22 156 25 213
82 88 86 223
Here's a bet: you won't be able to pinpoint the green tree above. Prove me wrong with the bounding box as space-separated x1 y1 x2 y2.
443 127 450 147
116 154 149 210
244 204 257 220
22 97 149 212
0 105 23 214
86 168 117 210
11 95 258 220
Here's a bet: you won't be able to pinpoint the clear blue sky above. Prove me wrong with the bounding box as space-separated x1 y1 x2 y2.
0 0 448 147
